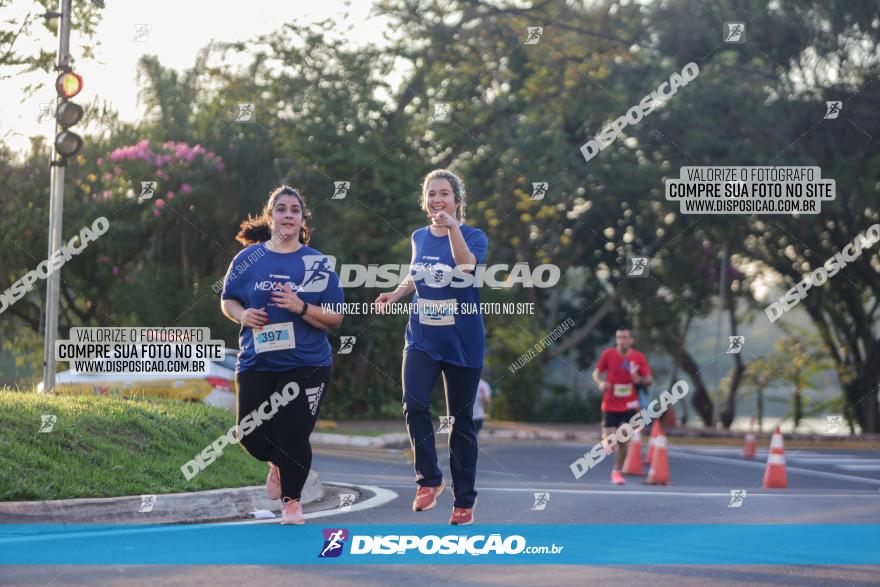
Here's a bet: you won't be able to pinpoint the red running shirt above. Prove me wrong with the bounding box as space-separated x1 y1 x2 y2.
596 348 652 413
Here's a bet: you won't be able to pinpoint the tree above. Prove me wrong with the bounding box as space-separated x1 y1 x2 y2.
0 0 102 76
738 358 777 432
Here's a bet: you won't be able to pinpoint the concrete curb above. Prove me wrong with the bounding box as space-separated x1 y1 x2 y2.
311 431 410 449
0 470 335 524
312 427 879 450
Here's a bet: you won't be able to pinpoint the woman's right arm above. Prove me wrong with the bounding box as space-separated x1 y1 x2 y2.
374 275 415 307
221 298 269 328
375 239 417 308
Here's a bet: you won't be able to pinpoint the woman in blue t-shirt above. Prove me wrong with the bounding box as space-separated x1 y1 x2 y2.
375 169 488 525
220 186 344 525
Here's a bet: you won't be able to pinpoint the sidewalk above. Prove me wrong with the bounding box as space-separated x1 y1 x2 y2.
0 471 356 524
314 419 880 450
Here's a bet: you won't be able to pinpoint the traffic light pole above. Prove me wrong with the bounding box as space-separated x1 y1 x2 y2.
42 0 73 393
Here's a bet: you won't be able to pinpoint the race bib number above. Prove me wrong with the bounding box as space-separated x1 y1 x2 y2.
418 299 457 326
253 322 295 353
613 383 633 397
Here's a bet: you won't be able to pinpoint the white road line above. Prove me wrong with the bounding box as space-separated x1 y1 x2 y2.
232 483 399 525
681 448 865 459
308 484 398 519
672 451 880 486
686 450 880 467
364 483 879 498
837 464 880 472
788 458 880 464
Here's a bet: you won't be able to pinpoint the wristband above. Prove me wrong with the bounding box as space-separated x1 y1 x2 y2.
299 302 309 316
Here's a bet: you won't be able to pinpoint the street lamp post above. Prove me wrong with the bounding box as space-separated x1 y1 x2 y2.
42 0 73 393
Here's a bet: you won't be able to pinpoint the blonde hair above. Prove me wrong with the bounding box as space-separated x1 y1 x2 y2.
420 169 467 221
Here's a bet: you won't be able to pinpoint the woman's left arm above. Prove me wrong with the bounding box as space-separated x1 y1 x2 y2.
300 303 343 330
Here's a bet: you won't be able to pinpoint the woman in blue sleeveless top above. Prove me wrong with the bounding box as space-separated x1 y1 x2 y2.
376 169 488 525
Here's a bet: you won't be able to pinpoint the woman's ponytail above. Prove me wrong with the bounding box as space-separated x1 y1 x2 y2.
235 215 272 246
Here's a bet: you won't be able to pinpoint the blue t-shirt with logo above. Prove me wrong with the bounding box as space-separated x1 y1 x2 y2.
404 224 489 368
221 243 344 373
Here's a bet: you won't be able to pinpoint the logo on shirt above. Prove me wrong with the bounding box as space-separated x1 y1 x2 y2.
254 280 297 292
251 256 335 294
412 262 454 288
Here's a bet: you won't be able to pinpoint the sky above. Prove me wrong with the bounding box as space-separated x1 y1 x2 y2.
1 0 392 155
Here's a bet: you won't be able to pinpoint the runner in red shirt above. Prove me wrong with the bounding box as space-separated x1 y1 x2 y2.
592 327 652 485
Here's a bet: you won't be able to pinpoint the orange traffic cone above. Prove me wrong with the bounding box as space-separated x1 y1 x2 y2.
743 418 757 459
645 423 670 485
622 432 644 475
762 426 788 488
644 420 660 464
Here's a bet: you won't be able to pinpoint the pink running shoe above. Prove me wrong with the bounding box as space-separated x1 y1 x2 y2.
449 504 475 525
412 481 446 512
281 497 304 525
611 469 626 485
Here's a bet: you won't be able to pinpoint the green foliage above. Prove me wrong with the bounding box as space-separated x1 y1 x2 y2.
0 0 103 85
0 388 267 500
2 0 878 428
485 313 545 421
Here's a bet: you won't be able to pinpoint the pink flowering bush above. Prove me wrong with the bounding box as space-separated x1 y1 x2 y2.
80 139 227 286
95 140 225 217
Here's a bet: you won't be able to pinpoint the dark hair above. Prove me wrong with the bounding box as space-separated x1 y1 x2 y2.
235 186 312 246
616 326 632 334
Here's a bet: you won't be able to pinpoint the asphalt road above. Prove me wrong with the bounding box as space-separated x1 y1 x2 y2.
314 439 880 525
2 437 878 586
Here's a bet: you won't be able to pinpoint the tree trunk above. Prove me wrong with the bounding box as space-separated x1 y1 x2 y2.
838 334 880 433
757 389 764 433
720 364 744 429
678 348 714 426
844 345 880 433
719 293 745 429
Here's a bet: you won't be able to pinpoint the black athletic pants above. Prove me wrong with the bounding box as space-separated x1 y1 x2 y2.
235 366 331 500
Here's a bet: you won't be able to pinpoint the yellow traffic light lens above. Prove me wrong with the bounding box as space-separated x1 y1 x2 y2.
56 72 83 98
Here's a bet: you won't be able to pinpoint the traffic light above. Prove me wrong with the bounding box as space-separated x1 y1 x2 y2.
54 69 84 159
